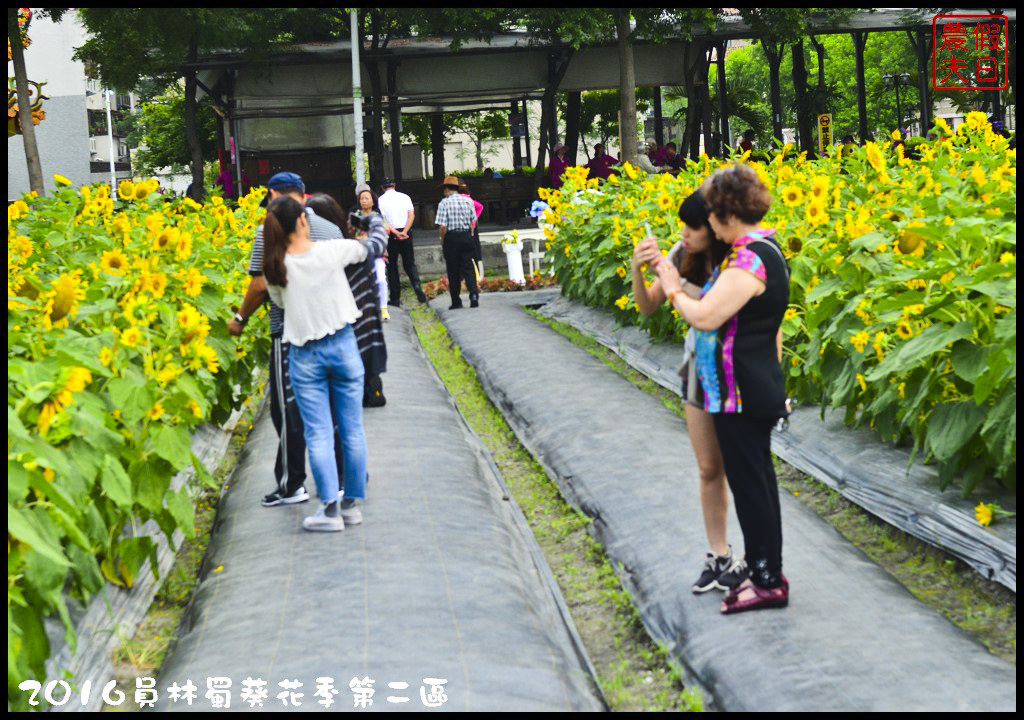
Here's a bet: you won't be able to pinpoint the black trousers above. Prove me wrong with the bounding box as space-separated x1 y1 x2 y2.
442 230 479 306
712 412 784 589
269 336 344 495
386 229 423 305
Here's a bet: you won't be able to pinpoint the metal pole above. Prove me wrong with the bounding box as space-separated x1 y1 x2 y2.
351 9 365 186
105 89 116 193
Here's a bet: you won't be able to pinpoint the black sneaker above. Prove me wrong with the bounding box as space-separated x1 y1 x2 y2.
715 556 749 591
261 486 310 507
692 552 731 594
415 288 428 303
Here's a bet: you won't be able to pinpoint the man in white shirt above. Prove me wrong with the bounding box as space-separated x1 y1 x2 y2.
378 178 427 306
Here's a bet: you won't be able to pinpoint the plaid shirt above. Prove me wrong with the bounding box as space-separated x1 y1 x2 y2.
435 193 476 231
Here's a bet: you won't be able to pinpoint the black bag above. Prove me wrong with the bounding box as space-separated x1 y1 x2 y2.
363 374 386 407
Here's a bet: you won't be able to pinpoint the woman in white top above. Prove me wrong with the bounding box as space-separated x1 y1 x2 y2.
263 196 370 532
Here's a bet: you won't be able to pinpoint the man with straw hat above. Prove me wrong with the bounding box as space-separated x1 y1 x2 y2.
435 175 479 309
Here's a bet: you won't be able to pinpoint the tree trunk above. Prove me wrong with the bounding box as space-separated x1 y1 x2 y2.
763 39 786 146
475 131 483 171
809 35 827 116
184 27 204 201
533 99 549 182
430 112 445 180
852 31 870 142
367 60 387 187
564 91 582 164
791 40 815 155
8 7 44 196
614 9 637 164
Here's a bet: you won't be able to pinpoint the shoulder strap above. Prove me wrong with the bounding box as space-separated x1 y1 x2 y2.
745 232 791 280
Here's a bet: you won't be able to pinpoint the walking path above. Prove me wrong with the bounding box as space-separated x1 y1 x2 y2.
437 290 1016 712
153 309 604 712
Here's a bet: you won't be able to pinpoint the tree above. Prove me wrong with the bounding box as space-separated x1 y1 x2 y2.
455 110 510 170
8 7 56 196
74 9 286 200
119 88 219 177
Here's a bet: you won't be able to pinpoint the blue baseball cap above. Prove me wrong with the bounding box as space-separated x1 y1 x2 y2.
266 172 305 193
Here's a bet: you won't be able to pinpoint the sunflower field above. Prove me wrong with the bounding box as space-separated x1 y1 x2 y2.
8 178 270 702
545 112 1015 496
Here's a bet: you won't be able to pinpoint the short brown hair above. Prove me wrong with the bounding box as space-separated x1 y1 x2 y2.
703 165 771 225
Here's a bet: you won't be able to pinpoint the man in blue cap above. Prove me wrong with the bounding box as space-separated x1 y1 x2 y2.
229 172 355 507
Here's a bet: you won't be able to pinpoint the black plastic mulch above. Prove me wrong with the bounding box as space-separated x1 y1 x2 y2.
439 290 1015 712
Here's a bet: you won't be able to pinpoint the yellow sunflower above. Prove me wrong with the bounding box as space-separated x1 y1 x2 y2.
781 185 804 207
100 249 129 276
153 226 179 253
120 325 143 348
805 201 828 227
864 142 886 174
896 320 914 340
118 180 135 201
42 271 86 329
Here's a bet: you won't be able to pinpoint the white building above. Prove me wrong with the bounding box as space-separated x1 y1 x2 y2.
8 11 135 201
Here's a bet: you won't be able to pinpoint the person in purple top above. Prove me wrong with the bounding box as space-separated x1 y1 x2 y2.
647 140 670 166
548 142 571 189
586 143 619 180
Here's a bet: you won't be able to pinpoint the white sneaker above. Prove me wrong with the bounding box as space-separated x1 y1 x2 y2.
302 502 345 532
340 501 363 526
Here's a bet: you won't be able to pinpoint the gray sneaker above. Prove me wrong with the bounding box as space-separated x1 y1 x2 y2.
715 556 749 591
303 501 345 532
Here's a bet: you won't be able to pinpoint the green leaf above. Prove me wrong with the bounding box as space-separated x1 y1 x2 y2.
959 458 986 499
166 486 195 537
192 452 217 490
950 343 996 383
133 457 172 514
865 322 973 382
963 278 1016 305
926 401 986 464
101 455 133 509
108 369 153 425
8 507 70 569
153 423 192 470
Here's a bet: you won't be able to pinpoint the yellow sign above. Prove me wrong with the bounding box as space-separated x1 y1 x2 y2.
818 114 833 154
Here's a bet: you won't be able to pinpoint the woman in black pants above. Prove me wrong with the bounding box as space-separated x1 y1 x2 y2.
651 164 790 614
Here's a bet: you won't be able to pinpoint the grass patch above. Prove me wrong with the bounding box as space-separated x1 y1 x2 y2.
107 387 267 710
531 307 1016 667
774 462 1016 665
406 292 703 712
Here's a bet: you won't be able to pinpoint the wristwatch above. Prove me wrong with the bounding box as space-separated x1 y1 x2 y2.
233 313 247 326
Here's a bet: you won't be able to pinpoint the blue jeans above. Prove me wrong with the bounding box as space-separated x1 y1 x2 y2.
288 325 367 504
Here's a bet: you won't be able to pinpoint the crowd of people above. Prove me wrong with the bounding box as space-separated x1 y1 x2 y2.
226 166 493 534
228 148 793 617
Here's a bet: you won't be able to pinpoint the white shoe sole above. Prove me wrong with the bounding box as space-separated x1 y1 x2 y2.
303 519 344 532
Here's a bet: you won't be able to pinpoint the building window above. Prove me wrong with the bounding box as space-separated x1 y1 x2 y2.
88 109 107 136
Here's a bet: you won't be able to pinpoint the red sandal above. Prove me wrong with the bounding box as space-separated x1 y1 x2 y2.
721 579 789 614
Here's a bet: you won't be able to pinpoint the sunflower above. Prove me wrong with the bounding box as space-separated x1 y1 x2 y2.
183 268 205 298
896 228 926 257
10 235 33 259
657 193 674 212
100 347 114 367
850 331 870 353
54 174 72 187
148 403 165 422
787 236 803 254
805 201 828 227
118 180 135 200
145 272 169 298
153 226 179 252
965 111 988 133
809 178 828 200
896 320 914 340
615 295 630 310
42 271 86 329
864 142 886 174
784 308 799 320
100 249 129 276
781 185 804 207
120 325 143 348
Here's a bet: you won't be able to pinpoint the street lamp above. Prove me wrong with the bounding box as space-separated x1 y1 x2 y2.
883 72 912 137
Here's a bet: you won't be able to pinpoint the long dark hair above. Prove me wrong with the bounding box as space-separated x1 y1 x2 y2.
677 189 729 285
305 193 348 236
263 196 305 287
